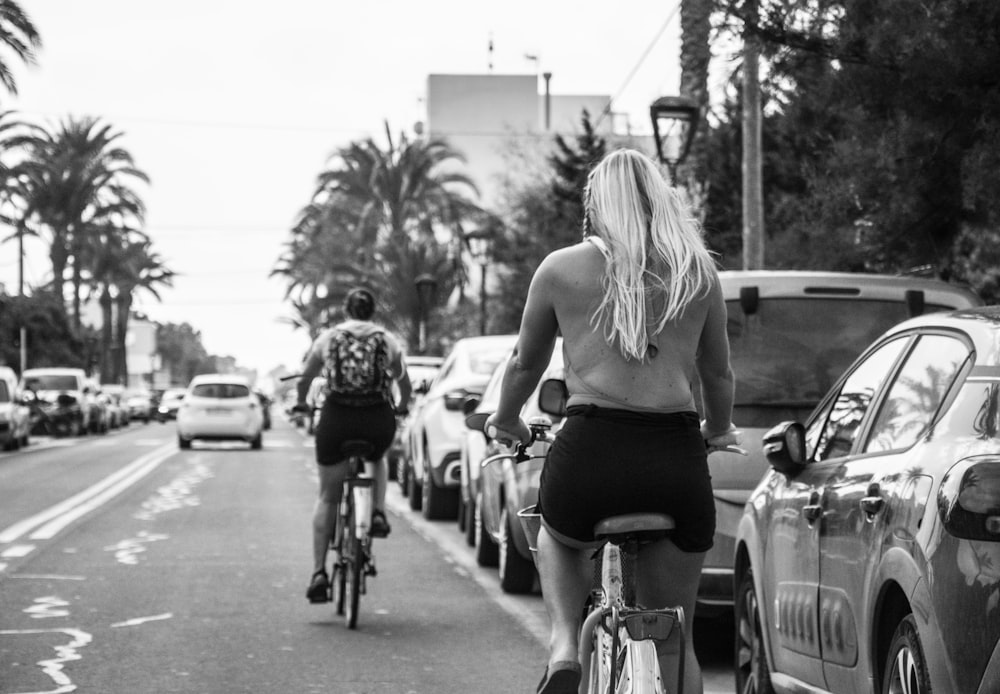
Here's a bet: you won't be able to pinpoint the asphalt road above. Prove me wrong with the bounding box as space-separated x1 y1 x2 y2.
0 416 735 694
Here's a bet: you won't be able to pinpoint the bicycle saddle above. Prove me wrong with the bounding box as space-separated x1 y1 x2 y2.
593 513 676 542
340 439 375 459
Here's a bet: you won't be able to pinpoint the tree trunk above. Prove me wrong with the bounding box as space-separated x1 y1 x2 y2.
99 286 113 381
115 293 133 385
679 0 713 187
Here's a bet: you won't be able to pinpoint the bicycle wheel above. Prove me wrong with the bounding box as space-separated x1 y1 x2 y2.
343 490 363 629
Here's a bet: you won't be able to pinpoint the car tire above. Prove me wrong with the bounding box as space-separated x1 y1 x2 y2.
398 461 410 497
250 434 263 450
463 493 477 547
407 465 423 511
882 613 931 694
421 464 458 521
178 435 192 450
498 506 535 594
734 568 775 694
473 490 499 567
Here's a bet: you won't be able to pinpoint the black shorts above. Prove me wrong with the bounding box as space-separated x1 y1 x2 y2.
314 399 396 467
537 405 714 552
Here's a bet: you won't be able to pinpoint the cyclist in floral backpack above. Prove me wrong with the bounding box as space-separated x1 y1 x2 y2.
294 287 412 603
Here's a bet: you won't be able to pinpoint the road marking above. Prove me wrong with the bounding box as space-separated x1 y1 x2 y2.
0 443 177 544
110 613 173 628
1 544 35 558
25 596 71 619
0 627 92 693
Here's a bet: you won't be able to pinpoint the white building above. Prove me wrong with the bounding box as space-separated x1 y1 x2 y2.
424 73 621 209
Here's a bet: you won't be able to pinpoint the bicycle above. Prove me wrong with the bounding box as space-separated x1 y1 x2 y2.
322 439 379 629
515 417 745 694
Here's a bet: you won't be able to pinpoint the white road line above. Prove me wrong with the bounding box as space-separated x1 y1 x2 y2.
0 443 177 544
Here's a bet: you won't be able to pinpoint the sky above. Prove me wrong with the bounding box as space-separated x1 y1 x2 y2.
0 0 696 377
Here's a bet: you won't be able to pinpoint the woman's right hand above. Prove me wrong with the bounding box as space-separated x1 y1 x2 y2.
484 414 531 448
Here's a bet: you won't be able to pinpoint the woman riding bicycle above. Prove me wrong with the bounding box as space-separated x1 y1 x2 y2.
295 287 412 603
486 149 737 694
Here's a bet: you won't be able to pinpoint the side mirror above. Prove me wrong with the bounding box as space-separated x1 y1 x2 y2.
461 395 481 416
415 379 431 395
762 421 807 476
465 412 490 443
537 378 568 418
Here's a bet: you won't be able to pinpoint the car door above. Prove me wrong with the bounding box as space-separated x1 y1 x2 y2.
761 337 909 687
818 331 971 692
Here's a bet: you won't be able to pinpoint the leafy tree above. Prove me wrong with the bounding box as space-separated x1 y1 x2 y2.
0 1 40 96
0 291 84 370
156 322 215 385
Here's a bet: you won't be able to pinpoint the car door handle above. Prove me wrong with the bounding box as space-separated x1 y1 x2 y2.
861 483 885 517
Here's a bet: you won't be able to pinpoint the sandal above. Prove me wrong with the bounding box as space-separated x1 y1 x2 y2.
536 660 581 694
371 510 391 538
306 569 329 603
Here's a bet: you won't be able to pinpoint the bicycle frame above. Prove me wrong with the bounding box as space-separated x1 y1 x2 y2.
331 454 377 629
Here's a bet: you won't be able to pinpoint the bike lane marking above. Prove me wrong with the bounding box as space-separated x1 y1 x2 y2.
0 443 178 546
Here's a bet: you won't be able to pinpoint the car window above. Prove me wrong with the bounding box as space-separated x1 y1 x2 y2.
0 380 9 403
191 383 250 399
26 375 80 391
727 297 962 427
468 348 512 376
810 337 909 461
864 335 970 453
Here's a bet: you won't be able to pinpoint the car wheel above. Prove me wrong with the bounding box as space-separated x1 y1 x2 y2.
178 435 192 450
463 491 477 547
407 465 423 511
882 614 931 694
735 568 775 694
473 490 499 567
421 464 458 521
250 433 263 450
498 506 535 594
398 461 410 497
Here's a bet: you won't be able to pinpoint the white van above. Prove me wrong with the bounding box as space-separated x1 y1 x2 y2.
698 271 983 615
19 367 92 437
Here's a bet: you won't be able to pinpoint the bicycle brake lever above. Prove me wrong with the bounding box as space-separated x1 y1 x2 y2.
514 444 531 463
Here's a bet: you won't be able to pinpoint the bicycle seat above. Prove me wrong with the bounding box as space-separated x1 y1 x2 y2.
340 439 376 459
593 513 676 543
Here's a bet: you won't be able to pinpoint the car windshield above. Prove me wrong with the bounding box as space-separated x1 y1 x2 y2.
191 383 250 399
468 348 511 376
726 297 955 427
25 375 79 391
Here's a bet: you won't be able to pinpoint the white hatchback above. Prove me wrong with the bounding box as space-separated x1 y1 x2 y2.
176 374 264 450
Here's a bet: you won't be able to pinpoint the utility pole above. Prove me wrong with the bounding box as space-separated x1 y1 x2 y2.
17 217 26 373
742 0 765 270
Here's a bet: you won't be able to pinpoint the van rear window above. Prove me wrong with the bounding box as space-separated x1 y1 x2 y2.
191 383 250 399
726 298 953 427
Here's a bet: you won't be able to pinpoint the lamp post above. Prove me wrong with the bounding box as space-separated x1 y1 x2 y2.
649 95 699 184
414 274 438 354
464 228 495 336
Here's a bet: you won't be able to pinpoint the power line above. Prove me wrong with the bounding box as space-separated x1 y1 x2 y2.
594 2 683 130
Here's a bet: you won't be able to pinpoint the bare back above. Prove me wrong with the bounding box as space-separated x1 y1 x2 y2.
539 241 724 413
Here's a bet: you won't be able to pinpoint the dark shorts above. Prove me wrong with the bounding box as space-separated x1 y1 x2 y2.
314 399 396 467
537 405 715 553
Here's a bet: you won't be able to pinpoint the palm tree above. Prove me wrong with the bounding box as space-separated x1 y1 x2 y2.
10 116 149 329
0 1 41 96
110 240 173 383
679 0 713 192
281 125 480 342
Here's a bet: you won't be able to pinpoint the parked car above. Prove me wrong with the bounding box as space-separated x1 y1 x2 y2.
697 271 983 616
157 387 187 422
0 366 30 450
462 342 565 594
123 388 154 423
176 374 264 450
20 367 92 437
403 334 518 520
734 306 1000 694
388 355 444 480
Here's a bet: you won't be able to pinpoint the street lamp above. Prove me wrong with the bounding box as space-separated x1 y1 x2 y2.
414 274 438 354
649 95 699 183
464 228 495 336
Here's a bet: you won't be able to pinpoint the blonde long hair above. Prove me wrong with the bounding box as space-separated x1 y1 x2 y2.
584 148 716 361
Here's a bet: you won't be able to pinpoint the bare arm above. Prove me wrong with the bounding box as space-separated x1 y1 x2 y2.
487 257 560 444
389 338 412 409
696 277 736 439
296 336 326 405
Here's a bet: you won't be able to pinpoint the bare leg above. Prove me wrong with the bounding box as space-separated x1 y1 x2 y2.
535 526 594 666
635 539 706 694
373 456 388 514
312 463 349 573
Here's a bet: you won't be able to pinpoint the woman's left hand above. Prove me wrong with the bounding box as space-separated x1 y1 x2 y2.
484 414 531 448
